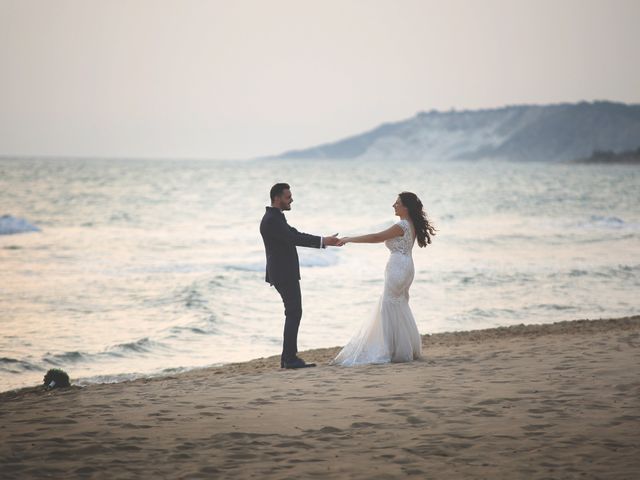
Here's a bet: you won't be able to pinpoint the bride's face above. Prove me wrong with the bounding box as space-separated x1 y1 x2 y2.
393 197 407 217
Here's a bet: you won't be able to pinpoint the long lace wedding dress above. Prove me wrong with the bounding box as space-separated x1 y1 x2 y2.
332 219 422 366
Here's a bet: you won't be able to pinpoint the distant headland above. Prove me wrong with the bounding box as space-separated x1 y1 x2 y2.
266 101 640 163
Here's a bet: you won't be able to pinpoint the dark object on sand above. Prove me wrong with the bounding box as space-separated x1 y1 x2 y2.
43 369 70 389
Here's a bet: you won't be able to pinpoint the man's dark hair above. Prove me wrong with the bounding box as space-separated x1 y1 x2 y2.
270 183 290 202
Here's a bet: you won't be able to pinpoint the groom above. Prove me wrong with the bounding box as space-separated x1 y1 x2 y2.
260 183 340 369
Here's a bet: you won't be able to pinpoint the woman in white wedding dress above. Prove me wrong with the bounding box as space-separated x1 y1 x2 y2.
332 192 436 366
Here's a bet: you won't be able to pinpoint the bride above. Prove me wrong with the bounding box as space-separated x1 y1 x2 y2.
332 192 435 366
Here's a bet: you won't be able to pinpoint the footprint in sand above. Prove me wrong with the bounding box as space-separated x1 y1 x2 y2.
406 416 426 425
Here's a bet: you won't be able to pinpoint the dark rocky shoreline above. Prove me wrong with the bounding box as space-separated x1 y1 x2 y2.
570 147 640 164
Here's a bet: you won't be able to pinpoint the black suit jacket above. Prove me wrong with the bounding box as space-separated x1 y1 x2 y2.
260 207 323 285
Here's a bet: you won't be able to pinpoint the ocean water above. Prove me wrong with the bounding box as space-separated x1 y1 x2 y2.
1 157 639 392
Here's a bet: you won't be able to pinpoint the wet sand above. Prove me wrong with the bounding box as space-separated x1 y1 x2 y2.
1 316 639 479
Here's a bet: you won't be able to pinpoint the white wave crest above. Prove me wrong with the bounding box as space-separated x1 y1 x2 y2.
298 249 339 268
226 249 339 272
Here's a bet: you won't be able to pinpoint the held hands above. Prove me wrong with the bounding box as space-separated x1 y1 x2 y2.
323 233 342 247
322 233 352 247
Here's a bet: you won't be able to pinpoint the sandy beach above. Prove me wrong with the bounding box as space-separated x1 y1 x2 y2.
1 316 639 479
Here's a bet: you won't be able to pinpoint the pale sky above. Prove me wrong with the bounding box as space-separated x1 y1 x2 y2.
1 0 639 159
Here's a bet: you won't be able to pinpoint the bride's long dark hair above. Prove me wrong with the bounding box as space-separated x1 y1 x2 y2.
399 191 436 248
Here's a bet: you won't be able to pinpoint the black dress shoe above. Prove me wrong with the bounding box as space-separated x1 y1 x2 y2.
283 357 316 369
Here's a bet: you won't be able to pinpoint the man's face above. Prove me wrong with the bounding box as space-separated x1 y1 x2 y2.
276 188 293 210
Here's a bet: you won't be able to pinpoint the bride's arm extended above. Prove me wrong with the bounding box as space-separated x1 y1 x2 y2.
339 224 403 245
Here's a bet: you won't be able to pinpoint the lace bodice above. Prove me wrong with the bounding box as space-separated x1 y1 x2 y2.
385 219 415 255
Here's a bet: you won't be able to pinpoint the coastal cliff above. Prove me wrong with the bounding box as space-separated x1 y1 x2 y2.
271 101 640 162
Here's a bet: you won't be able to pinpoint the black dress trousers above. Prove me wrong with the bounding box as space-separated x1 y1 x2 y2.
274 279 303 362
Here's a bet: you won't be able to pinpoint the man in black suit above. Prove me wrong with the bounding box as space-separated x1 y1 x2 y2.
260 183 340 369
